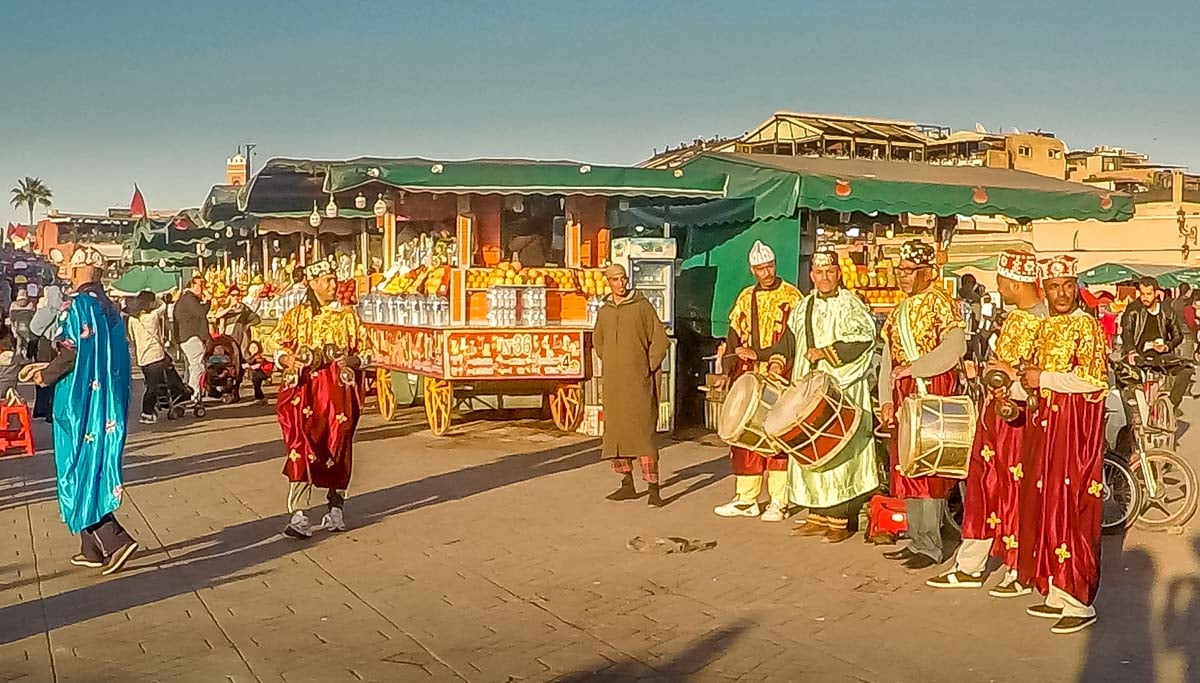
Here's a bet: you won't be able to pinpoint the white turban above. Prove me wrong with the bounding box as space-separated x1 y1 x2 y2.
748 240 776 266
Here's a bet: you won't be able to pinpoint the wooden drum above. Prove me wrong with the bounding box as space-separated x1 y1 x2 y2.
717 373 788 455
763 371 861 470
897 394 977 479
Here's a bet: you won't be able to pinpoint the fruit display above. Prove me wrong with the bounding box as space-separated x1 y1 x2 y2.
467 263 580 290
858 288 905 307
578 269 612 298
423 266 451 297
839 253 902 308
379 266 426 295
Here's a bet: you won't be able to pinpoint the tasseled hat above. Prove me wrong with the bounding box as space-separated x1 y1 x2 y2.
1038 255 1079 281
811 246 841 268
997 249 1039 283
305 260 335 279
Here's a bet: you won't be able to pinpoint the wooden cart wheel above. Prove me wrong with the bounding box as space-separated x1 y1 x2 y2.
423 377 453 436
550 382 584 432
376 368 397 422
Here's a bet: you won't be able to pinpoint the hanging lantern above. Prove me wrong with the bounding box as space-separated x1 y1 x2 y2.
373 194 388 217
325 194 339 218
225 226 234 239
354 192 367 210
512 197 525 214
309 201 323 228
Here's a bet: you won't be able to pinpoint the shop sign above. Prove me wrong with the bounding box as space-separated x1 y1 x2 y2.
366 324 444 375
446 330 585 380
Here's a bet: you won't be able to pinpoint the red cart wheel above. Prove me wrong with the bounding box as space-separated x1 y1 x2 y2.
423 377 453 436
550 383 584 432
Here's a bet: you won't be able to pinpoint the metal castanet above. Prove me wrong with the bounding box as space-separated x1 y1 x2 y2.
981 367 1020 422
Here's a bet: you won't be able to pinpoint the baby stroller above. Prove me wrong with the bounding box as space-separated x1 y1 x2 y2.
155 361 203 419
202 334 245 404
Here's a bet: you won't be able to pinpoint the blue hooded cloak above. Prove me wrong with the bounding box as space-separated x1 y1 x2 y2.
52 286 132 534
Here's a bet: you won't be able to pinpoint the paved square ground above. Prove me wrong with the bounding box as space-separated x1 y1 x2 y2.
1 386 1198 682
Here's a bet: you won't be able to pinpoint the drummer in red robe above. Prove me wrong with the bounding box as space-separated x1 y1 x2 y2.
1018 255 1107 635
273 261 372 539
927 249 1045 594
878 240 967 570
713 240 803 522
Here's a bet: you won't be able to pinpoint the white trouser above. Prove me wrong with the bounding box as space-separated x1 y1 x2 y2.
1045 578 1096 618
954 538 1018 584
180 337 206 399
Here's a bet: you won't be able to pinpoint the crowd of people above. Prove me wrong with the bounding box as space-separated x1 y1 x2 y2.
593 239 1128 636
1 236 1193 637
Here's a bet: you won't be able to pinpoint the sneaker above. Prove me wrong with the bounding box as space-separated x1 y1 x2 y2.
70 554 104 568
714 500 761 518
760 501 787 522
989 581 1033 599
1026 604 1064 619
139 413 157 425
284 511 312 539
101 541 139 576
1051 615 1097 635
926 570 984 589
319 507 346 532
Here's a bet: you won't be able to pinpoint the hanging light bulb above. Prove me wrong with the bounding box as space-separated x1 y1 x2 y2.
512 197 525 214
325 194 338 218
354 192 367 210
373 193 387 217
309 201 323 228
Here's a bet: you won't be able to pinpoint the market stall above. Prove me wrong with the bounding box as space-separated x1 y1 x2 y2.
243 157 724 434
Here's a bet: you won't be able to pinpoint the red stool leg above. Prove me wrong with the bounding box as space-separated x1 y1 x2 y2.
16 405 34 456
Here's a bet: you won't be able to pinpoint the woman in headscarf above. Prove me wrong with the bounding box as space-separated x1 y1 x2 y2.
29 284 64 422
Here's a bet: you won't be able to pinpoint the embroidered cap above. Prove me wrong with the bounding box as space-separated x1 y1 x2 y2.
305 260 335 279
748 240 776 266
1038 255 1079 281
898 240 936 266
997 249 1039 283
812 247 840 268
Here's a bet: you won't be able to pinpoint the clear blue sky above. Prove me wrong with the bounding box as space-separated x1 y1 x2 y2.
3 0 1197 224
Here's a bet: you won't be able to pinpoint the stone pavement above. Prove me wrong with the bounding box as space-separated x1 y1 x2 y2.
1 389 1199 683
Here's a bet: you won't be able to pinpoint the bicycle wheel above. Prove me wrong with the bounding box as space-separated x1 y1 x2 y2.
1101 455 1141 534
1146 396 1177 449
1133 449 1199 531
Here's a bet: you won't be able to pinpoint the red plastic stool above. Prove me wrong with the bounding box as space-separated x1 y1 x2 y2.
0 403 35 457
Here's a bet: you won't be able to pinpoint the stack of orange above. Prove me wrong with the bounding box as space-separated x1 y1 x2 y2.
579 269 612 297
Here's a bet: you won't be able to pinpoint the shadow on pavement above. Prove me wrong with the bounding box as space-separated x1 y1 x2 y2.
1161 536 1200 683
1078 533 1156 683
658 454 731 507
0 439 602 645
556 620 749 680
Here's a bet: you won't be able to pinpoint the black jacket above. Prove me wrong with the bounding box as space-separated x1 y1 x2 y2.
1120 300 1184 357
174 290 211 344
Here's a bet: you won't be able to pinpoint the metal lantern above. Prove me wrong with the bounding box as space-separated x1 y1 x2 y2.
225 226 234 239
355 192 367 210
325 194 338 218
373 194 387 217
309 201 323 228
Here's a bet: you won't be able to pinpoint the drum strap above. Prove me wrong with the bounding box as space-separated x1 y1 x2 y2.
895 299 928 396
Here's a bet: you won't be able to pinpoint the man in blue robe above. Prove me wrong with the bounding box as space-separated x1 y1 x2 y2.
34 251 138 575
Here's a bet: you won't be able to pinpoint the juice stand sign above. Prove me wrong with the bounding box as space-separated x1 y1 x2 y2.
365 325 444 375
446 330 585 379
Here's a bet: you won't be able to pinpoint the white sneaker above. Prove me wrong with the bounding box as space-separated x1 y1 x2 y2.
284 511 312 539
319 507 346 532
714 499 761 518
760 501 787 522
139 413 157 425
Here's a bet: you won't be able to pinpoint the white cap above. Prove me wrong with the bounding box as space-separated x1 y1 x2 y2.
748 240 776 266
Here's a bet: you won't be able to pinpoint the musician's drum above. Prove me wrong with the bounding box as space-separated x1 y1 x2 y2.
717 373 787 454
897 394 976 479
763 371 862 470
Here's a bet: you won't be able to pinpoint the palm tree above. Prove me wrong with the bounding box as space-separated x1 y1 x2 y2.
9 177 53 248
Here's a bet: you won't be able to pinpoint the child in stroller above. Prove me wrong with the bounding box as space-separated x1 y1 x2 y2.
243 340 275 405
202 334 244 404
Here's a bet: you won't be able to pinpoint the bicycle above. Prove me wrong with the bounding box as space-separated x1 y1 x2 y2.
1102 359 1199 533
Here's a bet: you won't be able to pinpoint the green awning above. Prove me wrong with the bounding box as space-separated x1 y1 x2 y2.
681 153 1134 222
110 267 182 296
243 157 727 214
944 255 1000 273
1167 268 1200 287
1079 263 1182 287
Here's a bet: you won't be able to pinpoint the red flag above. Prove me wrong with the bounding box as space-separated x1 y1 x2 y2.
130 184 147 218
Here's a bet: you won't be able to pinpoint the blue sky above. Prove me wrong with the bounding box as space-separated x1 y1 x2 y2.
3 0 1197 224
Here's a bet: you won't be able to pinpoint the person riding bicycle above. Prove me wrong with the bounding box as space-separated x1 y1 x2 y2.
1119 277 1188 410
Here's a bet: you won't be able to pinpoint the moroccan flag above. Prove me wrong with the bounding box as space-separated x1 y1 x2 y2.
130 184 147 218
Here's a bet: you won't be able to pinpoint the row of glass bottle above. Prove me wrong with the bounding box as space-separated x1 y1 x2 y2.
487 285 548 327
358 292 451 327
